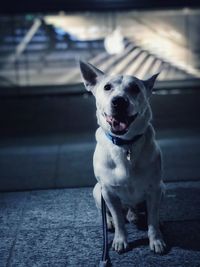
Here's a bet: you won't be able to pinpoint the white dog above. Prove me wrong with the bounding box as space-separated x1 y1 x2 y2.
79 61 166 254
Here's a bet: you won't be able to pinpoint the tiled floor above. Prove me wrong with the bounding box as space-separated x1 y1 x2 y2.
0 181 200 267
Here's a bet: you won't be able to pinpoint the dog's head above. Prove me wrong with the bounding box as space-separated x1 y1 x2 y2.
79 61 159 139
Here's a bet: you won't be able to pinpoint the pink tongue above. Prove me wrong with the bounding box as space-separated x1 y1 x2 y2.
106 115 127 131
112 119 127 131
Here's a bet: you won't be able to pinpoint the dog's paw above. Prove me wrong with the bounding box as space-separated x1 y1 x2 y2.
112 235 129 253
149 237 166 254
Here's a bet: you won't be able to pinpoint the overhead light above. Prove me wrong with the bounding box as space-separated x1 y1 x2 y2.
104 28 125 55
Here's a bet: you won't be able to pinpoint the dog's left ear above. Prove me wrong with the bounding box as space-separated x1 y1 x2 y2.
79 61 104 94
143 73 159 97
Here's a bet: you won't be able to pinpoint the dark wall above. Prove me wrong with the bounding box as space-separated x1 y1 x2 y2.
0 94 97 138
0 89 200 191
0 91 200 139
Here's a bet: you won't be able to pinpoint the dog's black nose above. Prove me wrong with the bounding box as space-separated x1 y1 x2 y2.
112 96 129 110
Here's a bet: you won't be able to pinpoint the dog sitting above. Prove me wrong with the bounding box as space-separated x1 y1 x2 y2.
79 61 166 254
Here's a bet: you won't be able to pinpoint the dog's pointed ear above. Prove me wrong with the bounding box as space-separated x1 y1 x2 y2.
79 61 104 93
143 73 159 97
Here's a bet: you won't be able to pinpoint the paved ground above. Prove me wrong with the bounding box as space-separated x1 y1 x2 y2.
0 181 200 267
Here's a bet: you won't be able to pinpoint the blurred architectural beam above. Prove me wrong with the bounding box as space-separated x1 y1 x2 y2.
99 43 134 73
124 51 149 75
8 18 41 63
110 48 141 75
136 56 156 79
55 51 109 84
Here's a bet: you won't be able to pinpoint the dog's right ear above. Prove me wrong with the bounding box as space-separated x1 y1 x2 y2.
79 61 104 94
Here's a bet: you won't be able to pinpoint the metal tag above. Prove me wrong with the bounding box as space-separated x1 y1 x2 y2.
127 149 131 161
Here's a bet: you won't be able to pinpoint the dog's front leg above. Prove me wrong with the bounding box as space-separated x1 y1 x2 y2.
147 186 166 254
102 186 128 253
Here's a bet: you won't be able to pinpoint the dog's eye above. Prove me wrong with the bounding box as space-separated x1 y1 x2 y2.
132 85 140 93
104 83 112 91
130 84 140 94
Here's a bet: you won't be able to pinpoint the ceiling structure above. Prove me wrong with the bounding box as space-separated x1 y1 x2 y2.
1 9 200 86
1 0 200 14
45 9 200 75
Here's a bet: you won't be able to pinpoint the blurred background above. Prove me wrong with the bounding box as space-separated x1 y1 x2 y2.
1 10 200 87
0 1 200 267
0 1 200 191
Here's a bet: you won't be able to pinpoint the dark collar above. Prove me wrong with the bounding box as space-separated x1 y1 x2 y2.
105 132 143 146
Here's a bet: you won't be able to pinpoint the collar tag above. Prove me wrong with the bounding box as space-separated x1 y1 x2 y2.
127 149 131 161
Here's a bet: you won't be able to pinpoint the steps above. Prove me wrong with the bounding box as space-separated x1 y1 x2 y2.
0 131 199 191
0 90 199 191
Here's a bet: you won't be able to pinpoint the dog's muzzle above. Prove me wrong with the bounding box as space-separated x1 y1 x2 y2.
104 96 137 135
111 96 129 111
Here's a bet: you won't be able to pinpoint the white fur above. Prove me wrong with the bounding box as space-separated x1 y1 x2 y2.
80 61 166 254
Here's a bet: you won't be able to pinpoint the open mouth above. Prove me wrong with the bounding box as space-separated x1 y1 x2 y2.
104 113 138 135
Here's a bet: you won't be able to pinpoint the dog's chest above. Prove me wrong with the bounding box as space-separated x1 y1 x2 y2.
94 129 157 204
108 144 143 179
109 148 149 203
96 139 155 205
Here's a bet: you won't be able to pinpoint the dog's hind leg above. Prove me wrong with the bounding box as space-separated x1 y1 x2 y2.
93 183 114 231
